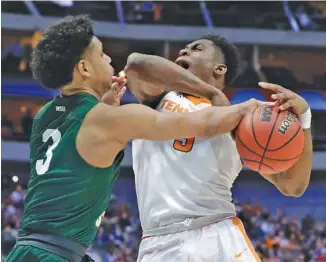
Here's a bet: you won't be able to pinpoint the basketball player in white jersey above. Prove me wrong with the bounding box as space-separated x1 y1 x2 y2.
125 35 313 261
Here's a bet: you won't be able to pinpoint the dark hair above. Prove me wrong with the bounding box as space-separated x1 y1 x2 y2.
30 14 94 89
200 35 240 86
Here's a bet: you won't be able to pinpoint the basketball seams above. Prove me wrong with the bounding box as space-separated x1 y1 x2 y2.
237 106 304 174
265 124 302 152
257 111 281 172
240 158 278 172
236 132 302 161
251 107 266 150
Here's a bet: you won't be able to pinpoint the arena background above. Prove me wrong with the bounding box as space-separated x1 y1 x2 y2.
1 1 326 261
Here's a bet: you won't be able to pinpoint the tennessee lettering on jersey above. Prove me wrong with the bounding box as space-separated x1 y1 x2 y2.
157 99 189 112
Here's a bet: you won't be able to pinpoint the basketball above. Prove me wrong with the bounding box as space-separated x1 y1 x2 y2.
235 105 305 175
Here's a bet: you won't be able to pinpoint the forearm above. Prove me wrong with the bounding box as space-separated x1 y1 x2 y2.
123 101 250 141
125 53 223 99
182 102 249 139
264 129 313 197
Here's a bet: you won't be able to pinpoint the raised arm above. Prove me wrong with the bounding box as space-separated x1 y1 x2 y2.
124 53 228 106
258 82 313 197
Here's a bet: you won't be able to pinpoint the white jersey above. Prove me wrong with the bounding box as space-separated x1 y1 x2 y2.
132 92 242 236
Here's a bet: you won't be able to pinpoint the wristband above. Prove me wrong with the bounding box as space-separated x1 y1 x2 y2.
298 107 312 129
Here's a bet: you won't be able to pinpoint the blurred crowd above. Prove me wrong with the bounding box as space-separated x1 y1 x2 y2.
2 106 326 152
2 35 326 91
2 1 326 30
91 202 141 262
235 200 326 262
1 185 141 262
2 185 325 262
2 109 33 141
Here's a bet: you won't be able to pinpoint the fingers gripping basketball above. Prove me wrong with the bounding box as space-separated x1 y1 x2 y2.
235 105 304 175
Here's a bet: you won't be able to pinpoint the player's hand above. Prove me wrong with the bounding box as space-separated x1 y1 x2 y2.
102 72 127 106
242 98 275 115
258 82 309 115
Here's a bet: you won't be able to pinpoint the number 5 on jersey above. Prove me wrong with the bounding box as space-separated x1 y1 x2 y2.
36 129 61 175
173 138 195 153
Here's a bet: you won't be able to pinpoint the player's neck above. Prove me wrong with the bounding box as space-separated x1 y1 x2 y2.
61 84 101 101
212 78 225 91
203 79 225 92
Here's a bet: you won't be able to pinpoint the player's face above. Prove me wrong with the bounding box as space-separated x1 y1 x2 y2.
175 39 222 81
84 37 114 96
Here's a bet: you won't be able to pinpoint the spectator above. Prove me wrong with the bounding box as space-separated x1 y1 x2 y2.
10 184 26 207
2 115 14 136
153 3 164 22
20 108 33 138
1 222 17 255
105 244 119 262
3 199 17 221
119 211 131 232
295 4 319 30
261 215 275 237
302 214 316 234
275 230 289 249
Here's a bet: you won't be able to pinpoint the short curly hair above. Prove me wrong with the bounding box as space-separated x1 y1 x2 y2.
30 14 94 89
200 35 240 86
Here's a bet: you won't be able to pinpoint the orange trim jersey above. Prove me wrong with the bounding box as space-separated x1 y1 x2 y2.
132 92 242 235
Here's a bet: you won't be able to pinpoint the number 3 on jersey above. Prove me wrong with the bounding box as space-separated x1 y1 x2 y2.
36 129 61 175
173 138 195 153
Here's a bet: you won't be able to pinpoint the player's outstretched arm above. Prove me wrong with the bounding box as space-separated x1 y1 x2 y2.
258 82 313 197
76 99 260 168
124 53 228 105
102 99 261 141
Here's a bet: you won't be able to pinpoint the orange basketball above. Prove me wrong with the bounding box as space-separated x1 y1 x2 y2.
235 105 304 175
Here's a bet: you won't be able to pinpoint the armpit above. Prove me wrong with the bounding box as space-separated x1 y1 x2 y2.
142 92 168 109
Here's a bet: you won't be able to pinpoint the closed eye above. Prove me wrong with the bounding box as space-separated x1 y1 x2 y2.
193 45 202 51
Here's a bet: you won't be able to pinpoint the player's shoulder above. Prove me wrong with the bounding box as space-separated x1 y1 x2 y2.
184 95 211 108
162 92 211 107
164 91 182 100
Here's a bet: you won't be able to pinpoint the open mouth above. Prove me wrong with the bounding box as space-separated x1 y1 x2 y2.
175 58 190 70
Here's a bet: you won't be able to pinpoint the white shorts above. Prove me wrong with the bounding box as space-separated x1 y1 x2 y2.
137 217 261 262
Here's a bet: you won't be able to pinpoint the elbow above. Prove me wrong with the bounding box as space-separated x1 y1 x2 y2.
280 184 308 198
125 53 147 73
292 184 309 197
281 189 305 198
276 168 311 198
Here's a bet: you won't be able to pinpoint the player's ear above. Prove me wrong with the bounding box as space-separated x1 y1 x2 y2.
213 64 227 78
76 60 91 77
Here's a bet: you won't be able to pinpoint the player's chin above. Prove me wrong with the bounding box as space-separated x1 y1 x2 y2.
106 77 113 88
102 80 112 94
186 67 198 77
184 65 194 74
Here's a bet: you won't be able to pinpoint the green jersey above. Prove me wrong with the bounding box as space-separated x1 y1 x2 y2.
19 93 124 247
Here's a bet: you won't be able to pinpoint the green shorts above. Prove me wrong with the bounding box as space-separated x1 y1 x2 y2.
6 245 71 262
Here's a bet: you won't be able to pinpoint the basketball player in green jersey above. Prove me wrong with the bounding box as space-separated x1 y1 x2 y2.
6 15 263 262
